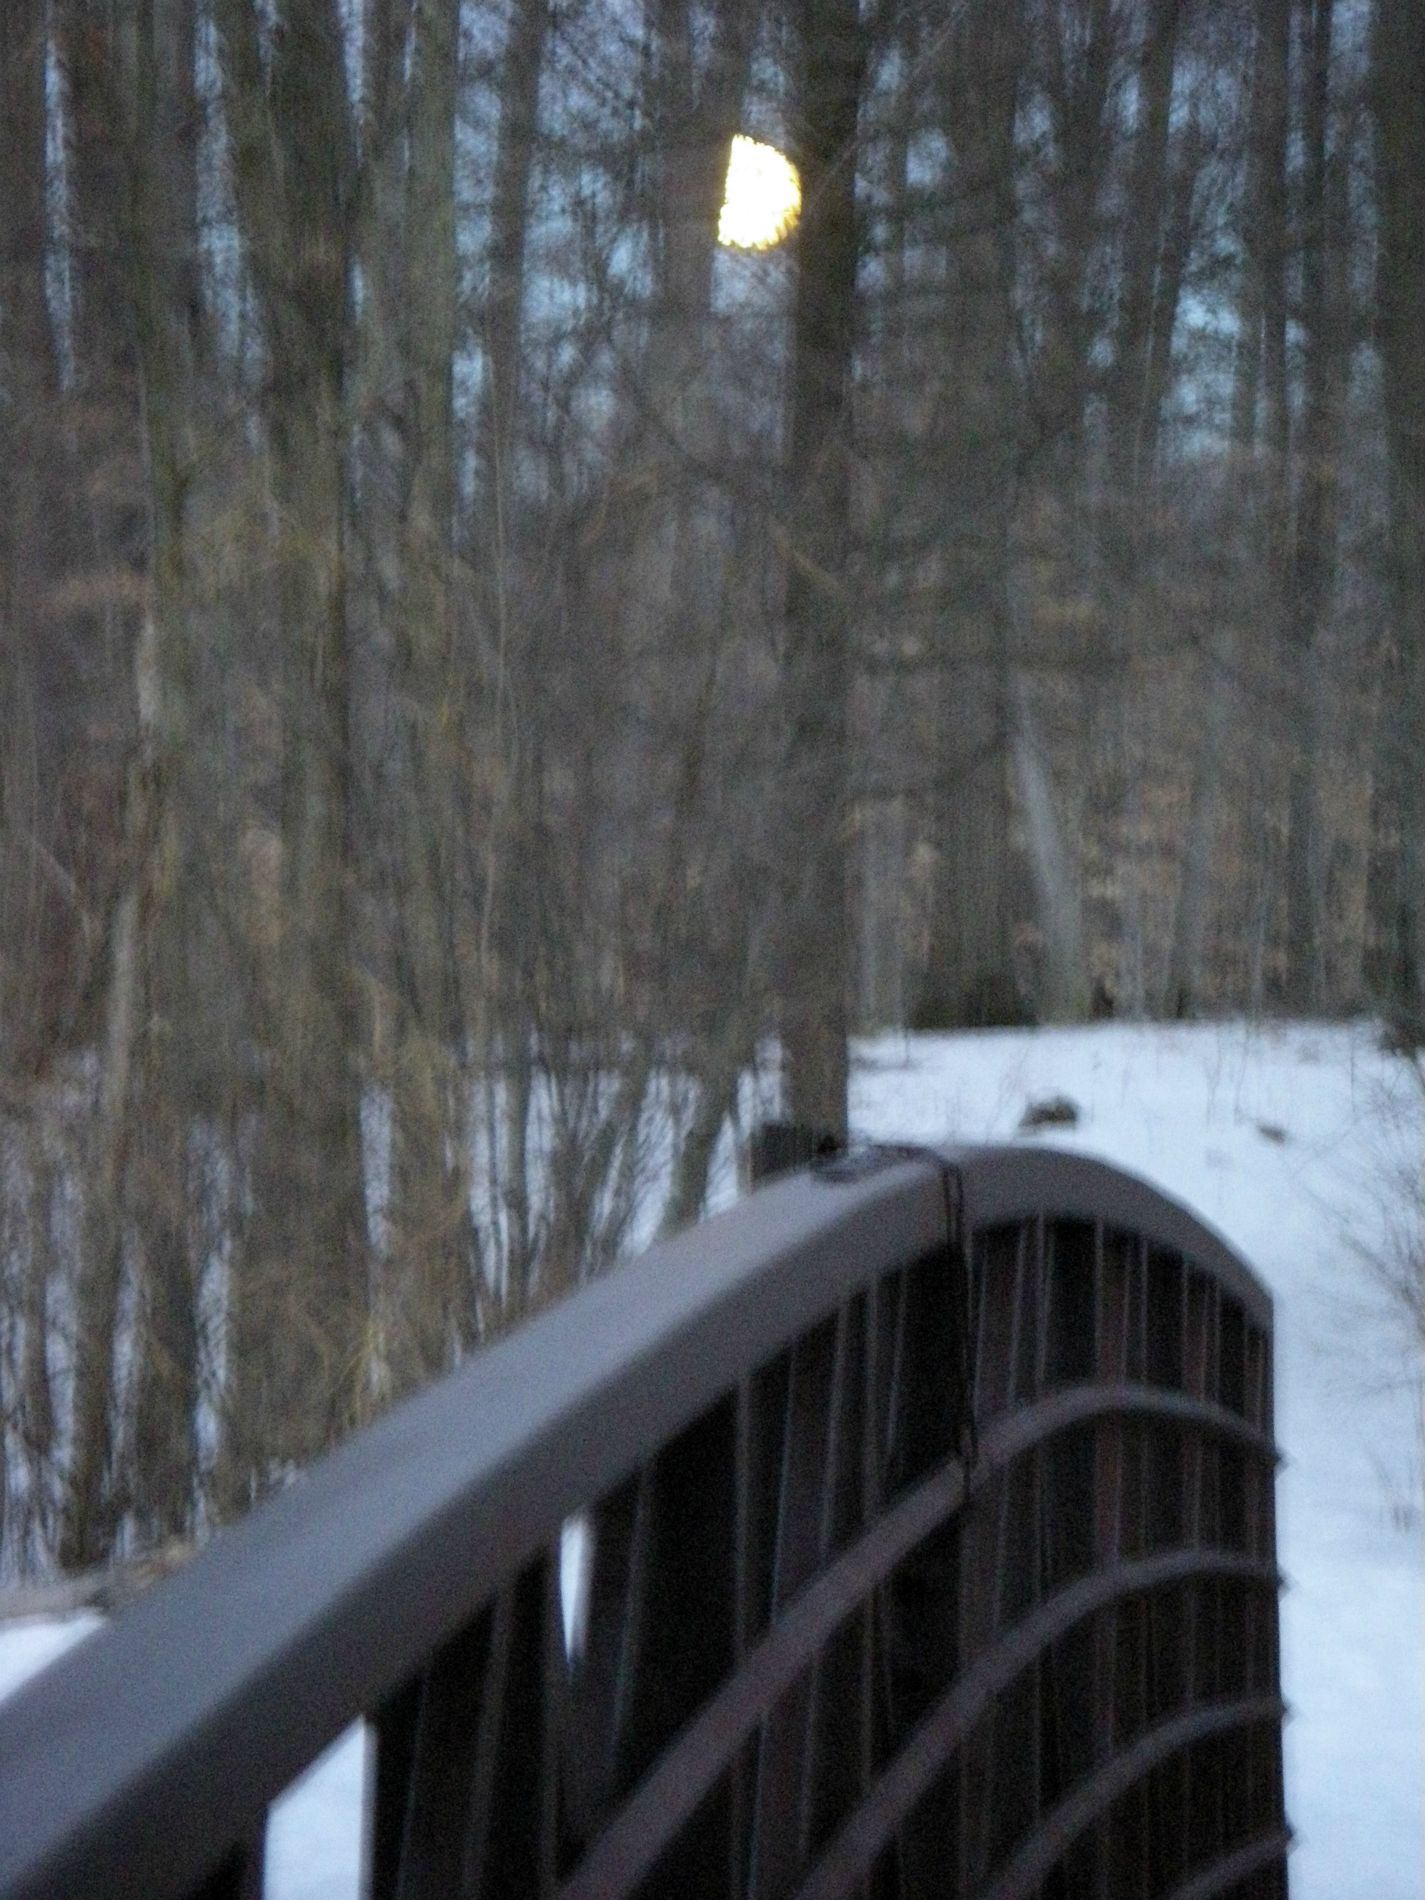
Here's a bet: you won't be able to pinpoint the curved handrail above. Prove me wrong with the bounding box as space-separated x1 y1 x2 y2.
0 1158 945 1900
945 1145 1272 1327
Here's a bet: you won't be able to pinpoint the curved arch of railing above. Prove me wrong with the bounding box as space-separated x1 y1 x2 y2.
0 1145 1289 1900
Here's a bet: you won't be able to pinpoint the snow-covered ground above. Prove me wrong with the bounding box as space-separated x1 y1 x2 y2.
3 1022 1420 1898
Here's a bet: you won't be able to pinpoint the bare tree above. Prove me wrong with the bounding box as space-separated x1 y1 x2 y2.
215 0 370 1499
1281 0 1343 1009
778 0 865 1140
122 0 210 1545
376 0 484 1392
923 0 1025 1030
54 0 153 1570
1365 0 1425 1043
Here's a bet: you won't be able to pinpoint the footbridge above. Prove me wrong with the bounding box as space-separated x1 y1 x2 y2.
0 1143 1289 1900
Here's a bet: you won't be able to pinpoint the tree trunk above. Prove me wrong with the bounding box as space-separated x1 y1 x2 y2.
1038 0 1118 465
60 848 142 1568
778 0 864 1141
0 0 72 1088
476 0 552 529
1106 0 1181 496
6 1123 60 1563
1010 674 1090 1021
122 0 212 1546
216 0 370 1499
1164 298 1262 1018
384 0 480 1393
1249 0 1294 1006
53 0 151 1571
1365 0 1425 1040
1139 110 1202 483
1027 0 1113 1018
1282 0 1340 1010
1096 6 1197 1016
922 0 1023 1030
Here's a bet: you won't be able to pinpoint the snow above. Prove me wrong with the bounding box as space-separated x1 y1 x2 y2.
2 1022 1420 1897
263 1727 369 1900
0 1611 102 1705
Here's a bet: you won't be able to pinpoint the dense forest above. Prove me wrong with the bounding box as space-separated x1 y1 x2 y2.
0 0 1421 1574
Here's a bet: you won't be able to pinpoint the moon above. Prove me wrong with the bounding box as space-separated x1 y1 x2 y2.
718 135 802 251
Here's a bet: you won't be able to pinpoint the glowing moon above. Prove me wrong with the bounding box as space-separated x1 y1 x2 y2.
718 135 802 250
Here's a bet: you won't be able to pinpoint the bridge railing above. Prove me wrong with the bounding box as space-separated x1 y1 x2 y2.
0 1145 1288 1900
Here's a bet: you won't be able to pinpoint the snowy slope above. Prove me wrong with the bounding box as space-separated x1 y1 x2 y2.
2 1022 1420 1898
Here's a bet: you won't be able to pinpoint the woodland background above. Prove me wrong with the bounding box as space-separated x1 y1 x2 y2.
0 0 1421 1576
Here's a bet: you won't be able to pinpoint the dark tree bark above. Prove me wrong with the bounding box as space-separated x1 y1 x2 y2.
0 0 71 1079
53 0 150 1571
1259 0 1293 511
1365 0 1425 1040
1282 0 1341 1009
639 0 760 1208
1241 0 1293 1009
471 0 552 1312
0 0 60 688
476 0 552 528
779 0 865 1139
216 0 370 1498
1106 0 1182 496
1164 106 1263 1018
921 0 1025 1030
384 0 482 1390
1037 0 1119 464
124 0 208 1545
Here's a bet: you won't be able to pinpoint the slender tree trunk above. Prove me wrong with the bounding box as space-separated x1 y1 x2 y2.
1096 4 1193 1015
53 0 151 1570
216 0 370 1498
658 1016 746 1236
577 0 758 1217
1260 0 1292 489
1011 674 1090 1020
1139 121 1201 478
0 0 69 1082
642 0 757 1177
472 0 559 1324
778 0 864 1140
1249 0 1293 1006
1365 0 1425 1040
476 0 552 528
60 873 142 1568
1165 25 1271 1017
55 0 209 1551
1025 0 1115 1018
1039 0 1117 465
923 0 1022 1029
0 0 59 705
1282 0 1340 1010
384 0 480 1391
124 0 209 1545
1165 304 1262 1017
1106 0 1181 497
7 1123 60 1564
